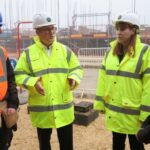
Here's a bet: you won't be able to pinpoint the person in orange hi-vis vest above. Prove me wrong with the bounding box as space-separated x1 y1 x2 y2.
0 12 19 150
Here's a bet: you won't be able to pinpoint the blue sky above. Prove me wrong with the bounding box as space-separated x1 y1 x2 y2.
0 0 149 29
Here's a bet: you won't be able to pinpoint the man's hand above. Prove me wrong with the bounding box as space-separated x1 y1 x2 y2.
7 108 16 115
68 78 76 90
34 78 45 95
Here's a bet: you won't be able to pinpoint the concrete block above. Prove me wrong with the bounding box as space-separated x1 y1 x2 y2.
74 101 93 113
74 109 99 126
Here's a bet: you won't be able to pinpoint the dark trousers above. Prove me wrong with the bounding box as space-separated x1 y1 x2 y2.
37 123 73 150
112 132 145 150
0 116 13 150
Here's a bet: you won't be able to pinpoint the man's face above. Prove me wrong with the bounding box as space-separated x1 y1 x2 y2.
36 25 56 46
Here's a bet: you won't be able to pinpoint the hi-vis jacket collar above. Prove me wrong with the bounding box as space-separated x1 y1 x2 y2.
110 35 141 57
33 36 57 50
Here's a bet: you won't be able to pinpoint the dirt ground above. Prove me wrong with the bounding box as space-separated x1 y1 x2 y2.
9 104 150 150
8 67 150 150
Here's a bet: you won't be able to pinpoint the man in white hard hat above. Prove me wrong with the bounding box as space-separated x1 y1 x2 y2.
0 12 19 150
15 13 83 150
94 12 150 150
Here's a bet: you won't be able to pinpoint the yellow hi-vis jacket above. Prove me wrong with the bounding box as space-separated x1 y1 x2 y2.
94 36 150 134
15 36 83 128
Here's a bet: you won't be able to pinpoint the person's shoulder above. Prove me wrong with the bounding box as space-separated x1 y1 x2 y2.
0 46 8 59
140 43 150 51
29 43 37 49
19 44 36 57
0 46 7 53
55 41 68 50
139 43 150 57
55 41 65 47
24 43 37 52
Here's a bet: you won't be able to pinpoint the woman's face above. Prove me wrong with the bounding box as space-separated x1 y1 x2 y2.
115 23 135 45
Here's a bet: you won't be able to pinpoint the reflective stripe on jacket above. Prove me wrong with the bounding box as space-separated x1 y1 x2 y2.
0 46 8 101
15 37 83 128
94 36 150 134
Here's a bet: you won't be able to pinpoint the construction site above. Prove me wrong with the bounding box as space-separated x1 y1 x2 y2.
5 17 150 150
1 10 150 94
1 0 150 149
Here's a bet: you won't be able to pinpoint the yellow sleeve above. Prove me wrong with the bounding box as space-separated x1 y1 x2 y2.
14 51 39 89
139 47 150 121
68 51 84 89
94 50 109 111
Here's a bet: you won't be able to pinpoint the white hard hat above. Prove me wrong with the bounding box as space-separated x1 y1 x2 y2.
114 12 140 28
33 13 56 29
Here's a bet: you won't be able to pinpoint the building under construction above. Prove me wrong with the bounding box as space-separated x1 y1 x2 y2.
0 12 150 57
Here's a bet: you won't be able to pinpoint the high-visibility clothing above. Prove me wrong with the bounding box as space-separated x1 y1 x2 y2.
15 36 83 128
0 46 8 101
94 36 150 134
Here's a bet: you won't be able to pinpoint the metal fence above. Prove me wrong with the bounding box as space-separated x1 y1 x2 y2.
78 47 109 67
78 47 109 57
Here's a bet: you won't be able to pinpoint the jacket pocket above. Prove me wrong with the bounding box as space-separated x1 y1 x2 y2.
30 54 43 71
62 92 73 103
122 97 140 108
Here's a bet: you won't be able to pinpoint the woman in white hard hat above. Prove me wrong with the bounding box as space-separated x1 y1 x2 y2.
94 12 150 150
